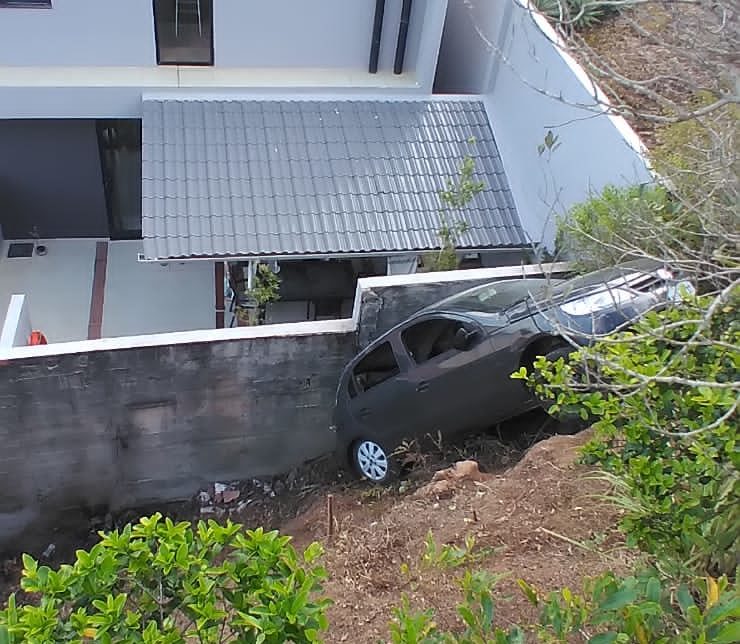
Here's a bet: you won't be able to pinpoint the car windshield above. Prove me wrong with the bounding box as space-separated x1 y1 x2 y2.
438 278 552 313
550 259 664 300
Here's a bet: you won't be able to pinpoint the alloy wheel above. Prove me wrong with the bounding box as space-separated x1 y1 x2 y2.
355 440 389 482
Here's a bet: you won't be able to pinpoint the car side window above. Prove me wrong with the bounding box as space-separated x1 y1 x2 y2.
352 341 400 394
401 318 467 364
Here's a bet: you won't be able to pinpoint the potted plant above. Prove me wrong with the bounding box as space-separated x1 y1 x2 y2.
235 263 281 325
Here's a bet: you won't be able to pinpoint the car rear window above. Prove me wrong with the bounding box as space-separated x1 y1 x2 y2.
352 342 400 394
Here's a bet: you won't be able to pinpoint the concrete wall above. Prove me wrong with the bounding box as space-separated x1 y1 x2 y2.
0 263 566 550
0 328 356 549
0 119 109 238
435 0 651 251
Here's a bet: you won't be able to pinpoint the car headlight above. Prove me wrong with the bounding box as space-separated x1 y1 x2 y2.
667 279 696 303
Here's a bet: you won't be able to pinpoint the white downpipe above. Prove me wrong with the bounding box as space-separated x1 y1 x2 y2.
247 260 255 290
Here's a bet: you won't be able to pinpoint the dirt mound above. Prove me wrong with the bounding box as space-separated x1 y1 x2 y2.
287 431 632 643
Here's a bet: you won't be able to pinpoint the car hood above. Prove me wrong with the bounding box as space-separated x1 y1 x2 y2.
531 268 694 337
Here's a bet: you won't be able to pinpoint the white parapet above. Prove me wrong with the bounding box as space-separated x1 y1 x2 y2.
0 294 32 349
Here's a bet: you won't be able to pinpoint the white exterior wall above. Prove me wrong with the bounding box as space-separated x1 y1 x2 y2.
0 0 156 66
436 0 651 250
0 0 448 118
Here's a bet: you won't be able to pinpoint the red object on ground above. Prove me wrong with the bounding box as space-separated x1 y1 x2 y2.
28 331 47 345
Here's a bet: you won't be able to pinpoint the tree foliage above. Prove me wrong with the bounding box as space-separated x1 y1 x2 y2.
0 514 330 643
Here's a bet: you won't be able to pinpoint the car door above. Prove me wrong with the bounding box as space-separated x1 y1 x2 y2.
344 336 419 446
398 314 497 436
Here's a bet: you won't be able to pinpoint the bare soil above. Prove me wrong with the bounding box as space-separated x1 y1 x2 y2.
286 430 632 643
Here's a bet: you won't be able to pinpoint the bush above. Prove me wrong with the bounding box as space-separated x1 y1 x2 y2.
524 295 739 578
389 567 739 643
530 0 622 30
555 184 680 271
0 514 330 643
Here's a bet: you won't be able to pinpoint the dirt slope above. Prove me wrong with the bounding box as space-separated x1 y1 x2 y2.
286 431 633 642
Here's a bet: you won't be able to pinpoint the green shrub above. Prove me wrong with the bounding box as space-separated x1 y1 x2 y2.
389 571 525 643
555 184 681 271
389 568 739 643
521 295 739 577
530 0 621 30
0 513 330 643
521 569 739 643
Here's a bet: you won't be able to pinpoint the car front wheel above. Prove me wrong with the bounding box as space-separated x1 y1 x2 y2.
351 439 397 484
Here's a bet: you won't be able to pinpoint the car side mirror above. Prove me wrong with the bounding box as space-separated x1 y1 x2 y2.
453 327 478 351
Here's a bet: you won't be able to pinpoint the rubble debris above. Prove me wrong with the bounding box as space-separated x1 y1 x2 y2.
414 460 490 499
196 490 211 506
221 489 240 504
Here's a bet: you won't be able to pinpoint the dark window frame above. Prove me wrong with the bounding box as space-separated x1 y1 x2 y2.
0 0 52 7
153 0 214 66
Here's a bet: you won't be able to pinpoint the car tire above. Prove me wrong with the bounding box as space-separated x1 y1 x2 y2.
350 439 399 484
540 347 590 435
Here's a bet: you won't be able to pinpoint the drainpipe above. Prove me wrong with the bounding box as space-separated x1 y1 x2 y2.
368 0 386 73
247 260 255 291
393 0 413 75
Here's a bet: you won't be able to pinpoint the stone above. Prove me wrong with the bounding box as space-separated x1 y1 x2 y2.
196 490 211 505
414 460 488 499
221 489 240 504
431 460 486 483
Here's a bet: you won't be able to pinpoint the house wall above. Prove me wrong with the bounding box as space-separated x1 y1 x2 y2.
0 0 448 119
0 262 566 550
0 119 109 238
0 0 157 67
435 0 651 251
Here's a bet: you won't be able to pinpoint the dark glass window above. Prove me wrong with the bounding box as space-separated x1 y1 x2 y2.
97 120 142 240
153 0 213 65
0 1 52 7
402 318 466 364
353 342 400 394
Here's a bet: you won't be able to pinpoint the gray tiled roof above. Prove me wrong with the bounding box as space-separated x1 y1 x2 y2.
141 98 527 259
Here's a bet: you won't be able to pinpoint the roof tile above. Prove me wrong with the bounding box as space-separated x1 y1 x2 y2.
141 98 527 259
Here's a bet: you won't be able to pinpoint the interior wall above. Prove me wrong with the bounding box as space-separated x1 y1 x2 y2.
0 119 109 239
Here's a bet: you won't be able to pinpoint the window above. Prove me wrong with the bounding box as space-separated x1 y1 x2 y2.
352 342 400 394
402 318 466 364
0 1 51 7
153 0 213 65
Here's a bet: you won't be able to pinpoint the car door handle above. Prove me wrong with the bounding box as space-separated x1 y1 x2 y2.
359 408 371 418
416 381 430 393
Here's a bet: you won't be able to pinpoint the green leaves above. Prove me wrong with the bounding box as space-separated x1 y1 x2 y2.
427 147 485 272
0 514 330 643
525 294 739 578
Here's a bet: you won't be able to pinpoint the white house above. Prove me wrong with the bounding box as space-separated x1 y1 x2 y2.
0 0 649 344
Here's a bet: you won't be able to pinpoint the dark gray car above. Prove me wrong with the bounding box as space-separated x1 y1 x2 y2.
332 260 693 483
